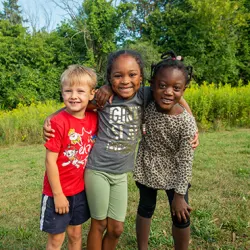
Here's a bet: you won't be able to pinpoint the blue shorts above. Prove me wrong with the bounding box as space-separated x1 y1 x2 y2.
40 191 90 234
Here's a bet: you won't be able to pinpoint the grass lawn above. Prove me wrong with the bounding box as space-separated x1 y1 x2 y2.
0 129 249 249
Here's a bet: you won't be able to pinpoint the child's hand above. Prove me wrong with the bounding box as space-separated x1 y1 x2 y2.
95 85 114 107
190 131 199 149
43 115 55 141
172 193 192 223
54 193 69 214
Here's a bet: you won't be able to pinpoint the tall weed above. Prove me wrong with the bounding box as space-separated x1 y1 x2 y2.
0 101 62 145
185 82 250 130
0 82 250 145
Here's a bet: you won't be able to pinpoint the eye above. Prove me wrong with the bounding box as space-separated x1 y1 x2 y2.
159 83 166 89
64 89 71 93
113 74 121 78
130 73 137 77
174 86 181 91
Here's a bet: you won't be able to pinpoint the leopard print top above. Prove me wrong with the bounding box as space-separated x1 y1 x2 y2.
133 101 197 195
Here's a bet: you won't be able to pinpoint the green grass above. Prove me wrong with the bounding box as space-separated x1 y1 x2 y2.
0 129 249 249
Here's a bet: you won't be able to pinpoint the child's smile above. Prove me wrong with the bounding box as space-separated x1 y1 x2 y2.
62 82 95 118
110 54 142 100
152 67 186 114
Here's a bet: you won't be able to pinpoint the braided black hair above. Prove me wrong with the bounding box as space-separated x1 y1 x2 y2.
106 49 145 85
150 50 193 86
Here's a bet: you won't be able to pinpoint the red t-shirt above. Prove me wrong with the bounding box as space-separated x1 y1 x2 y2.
43 110 98 196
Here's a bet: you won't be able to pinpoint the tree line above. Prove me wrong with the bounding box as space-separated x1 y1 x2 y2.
0 0 249 109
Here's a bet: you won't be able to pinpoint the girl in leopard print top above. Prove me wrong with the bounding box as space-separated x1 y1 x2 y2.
133 51 197 250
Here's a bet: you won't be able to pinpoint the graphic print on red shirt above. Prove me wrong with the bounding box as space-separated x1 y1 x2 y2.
42 110 98 196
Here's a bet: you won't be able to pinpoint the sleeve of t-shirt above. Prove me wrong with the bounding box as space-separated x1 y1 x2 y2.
175 115 197 195
44 119 63 153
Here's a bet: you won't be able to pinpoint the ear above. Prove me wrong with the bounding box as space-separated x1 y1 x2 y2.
89 89 96 101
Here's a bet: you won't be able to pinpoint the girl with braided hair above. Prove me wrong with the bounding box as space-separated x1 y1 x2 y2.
133 51 197 250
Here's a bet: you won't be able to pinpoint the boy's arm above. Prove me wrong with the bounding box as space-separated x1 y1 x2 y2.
45 149 69 214
179 97 199 149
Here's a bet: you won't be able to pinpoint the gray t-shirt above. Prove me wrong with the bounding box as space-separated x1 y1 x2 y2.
86 87 151 174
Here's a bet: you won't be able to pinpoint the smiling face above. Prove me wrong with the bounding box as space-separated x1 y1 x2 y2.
109 54 142 100
62 81 95 119
152 67 186 114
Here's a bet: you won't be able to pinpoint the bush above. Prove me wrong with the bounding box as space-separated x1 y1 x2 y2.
0 82 250 145
184 81 250 130
0 101 63 145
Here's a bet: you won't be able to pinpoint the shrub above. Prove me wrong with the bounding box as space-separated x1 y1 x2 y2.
0 101 63 145
184 81 250 129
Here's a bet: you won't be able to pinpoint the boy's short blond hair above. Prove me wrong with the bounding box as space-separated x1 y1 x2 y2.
60 65 97 90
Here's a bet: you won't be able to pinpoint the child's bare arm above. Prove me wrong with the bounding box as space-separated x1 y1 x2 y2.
179 97 192 115
45 150 69 214
171 193 192 222
43 108 65 140
95 84 114 107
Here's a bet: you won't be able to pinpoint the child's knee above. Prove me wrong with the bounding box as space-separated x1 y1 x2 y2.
91 218 107 233
67 226 82 242
137 203 156 219
47 233 65 250
107 221 124 238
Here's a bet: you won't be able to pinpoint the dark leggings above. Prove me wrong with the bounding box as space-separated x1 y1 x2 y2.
136 182 190 228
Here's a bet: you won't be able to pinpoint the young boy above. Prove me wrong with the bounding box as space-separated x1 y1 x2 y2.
40 65 98 250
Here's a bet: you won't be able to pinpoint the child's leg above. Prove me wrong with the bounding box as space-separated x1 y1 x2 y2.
172 225 190 250
135 182 157 250
67 225 82 250
84 169 112 250
166 188 190 250
87 218 107 250
102 218 124 250
136 215 151 250
102 172 128 250
46 233 65 250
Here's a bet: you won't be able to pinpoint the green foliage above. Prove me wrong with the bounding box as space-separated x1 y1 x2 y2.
0 83 250 146
0 101 63 145
184 81 250 129
132 0 250 84
69 0 134 83
0 20 75 109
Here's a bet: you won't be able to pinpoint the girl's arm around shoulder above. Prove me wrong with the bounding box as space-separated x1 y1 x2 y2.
43 107 65 141
179 97 192 115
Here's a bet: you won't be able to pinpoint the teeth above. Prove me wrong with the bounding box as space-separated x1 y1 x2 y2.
162 99 172 104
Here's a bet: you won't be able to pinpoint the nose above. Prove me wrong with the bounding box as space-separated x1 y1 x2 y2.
71 91 77 99
163 87 173 95
122 76 130 84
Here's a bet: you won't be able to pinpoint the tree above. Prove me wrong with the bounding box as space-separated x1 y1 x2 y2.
51 0 134 84
0 20 74 109
141 0 250 84
0 0 24 25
